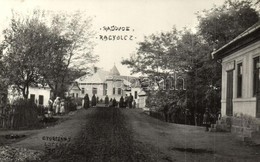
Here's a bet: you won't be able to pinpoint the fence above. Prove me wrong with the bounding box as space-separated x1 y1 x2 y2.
0 99 42 129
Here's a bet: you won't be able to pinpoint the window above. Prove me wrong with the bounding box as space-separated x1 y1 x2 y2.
76 93 78 98
30 94 35 103
253 57 259 96
118 88 121 95
237 63 242 98
103 84 107 95
92 87 97 95
72 93 75 97
135 91 138 99
113 88 115 95
39 95 44 105
81 88 85 94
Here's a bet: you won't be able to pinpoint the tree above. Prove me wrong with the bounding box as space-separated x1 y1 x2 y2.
1 10 54 99
196 0 259 119
122 0 259 125
40 11 98 97
197 0 259 49
122 28 179 77
1 9 98 99
122 28 190 123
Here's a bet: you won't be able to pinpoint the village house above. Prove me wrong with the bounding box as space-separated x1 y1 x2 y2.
69 65 147 108
212 21 260 118
7 85 52 107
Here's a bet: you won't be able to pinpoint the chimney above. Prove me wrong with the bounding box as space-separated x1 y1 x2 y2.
94 66 97 73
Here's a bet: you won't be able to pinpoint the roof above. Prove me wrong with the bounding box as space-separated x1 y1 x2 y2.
75 68 110 83
212 21 260 59
68 82 81 91
75 65 139 86
109 65 120 76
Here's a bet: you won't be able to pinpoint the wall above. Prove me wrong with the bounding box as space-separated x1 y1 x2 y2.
28 87 51 106
221 40 260 117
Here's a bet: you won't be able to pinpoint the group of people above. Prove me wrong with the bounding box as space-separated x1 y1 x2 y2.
203 108 221 131
119 93 135 108
82 94 98 109
82 93 136 108
47 97 66 115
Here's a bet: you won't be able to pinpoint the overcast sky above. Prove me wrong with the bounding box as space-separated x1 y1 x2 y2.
0 0 226 76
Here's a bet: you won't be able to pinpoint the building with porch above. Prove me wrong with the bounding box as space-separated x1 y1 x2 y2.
212 22 260 117
70 65 146 107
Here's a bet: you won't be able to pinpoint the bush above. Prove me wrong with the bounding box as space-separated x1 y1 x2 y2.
64 97 77 112
9 98 42 129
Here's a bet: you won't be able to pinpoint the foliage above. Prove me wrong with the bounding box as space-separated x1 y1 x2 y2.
64 97 77 112
197 0 259 49
122 0 259 125
122 28 179 77
0 98 42 129
0 9 98 98
0 10 51 98
40 11 98 97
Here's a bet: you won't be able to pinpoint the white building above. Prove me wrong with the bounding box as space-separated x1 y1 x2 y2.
28 86 51 106
212 22 260 117
69 65 146 107
8 85 51 107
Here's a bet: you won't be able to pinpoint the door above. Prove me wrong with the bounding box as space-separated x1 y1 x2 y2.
226 70 233 116
39 95 44 105
256 67 260 117
30 94 35 103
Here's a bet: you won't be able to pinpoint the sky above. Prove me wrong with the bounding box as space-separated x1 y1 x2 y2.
0 0 227 76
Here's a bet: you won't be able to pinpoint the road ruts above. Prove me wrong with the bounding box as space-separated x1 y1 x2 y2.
40 107 155 162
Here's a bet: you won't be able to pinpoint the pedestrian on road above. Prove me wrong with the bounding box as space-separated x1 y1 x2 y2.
203 108 211 131
124 94 128 108
91 94 97 107
113 98 117 107
119 96 124 108
129 93 134 108
60 99 65 115
105 95 109 107
83 94 90 109
48 98 53 114
53 97 61 115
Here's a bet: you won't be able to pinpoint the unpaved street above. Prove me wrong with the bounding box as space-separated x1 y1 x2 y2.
123 109 260 162
2 107 260 162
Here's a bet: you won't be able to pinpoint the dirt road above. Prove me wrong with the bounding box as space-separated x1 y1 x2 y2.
123 108 260 162
2 107 260 162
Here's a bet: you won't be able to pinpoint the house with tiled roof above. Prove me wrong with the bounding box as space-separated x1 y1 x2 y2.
69 65 146 107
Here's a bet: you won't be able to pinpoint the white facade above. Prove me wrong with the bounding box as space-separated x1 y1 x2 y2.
221 41 260 117
7 86 51 107
213 22 260 118
28 87 51 106
72 66 144 104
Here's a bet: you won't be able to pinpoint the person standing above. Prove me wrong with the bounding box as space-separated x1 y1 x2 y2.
60 99 65 115
119 96 124 108
129 93 134 108
203 108 211 131
53 97 61 115
124 94 128 108
48 98 53 112
113 98 117 108
91 94 97 107
83 94 90 109
105 95 109 107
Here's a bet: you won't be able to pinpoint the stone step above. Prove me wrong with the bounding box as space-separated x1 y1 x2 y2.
235 134 252 142
209 128 217 132
251 131 260 144
216 124 231 132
